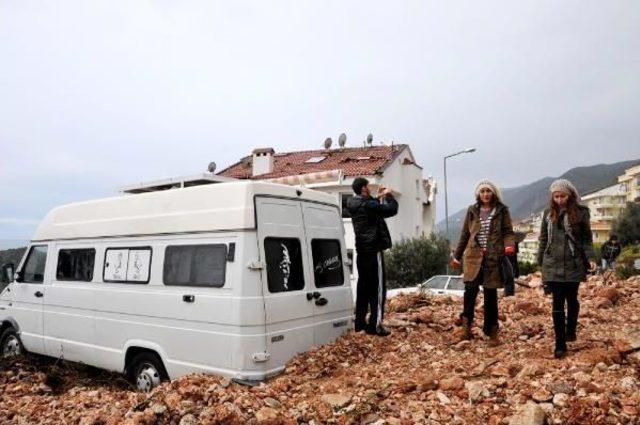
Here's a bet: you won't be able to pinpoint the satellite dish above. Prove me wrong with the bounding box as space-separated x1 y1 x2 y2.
366 133 373 145
207 162 217 173
324 137 333 150
338 133 347 147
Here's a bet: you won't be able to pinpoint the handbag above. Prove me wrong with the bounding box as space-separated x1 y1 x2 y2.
499 255 515 290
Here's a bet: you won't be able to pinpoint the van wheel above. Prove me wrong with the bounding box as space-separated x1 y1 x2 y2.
0 327 24 358
128 352 168 392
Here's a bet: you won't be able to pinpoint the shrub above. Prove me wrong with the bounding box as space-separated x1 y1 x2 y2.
612 203 640 246
384 234 449 289
615 244 640 279
517 261 538 276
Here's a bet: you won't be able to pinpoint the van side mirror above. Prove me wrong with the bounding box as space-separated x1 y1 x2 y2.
1 263 15 284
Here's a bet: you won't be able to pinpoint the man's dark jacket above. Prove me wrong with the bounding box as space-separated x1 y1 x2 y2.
601 241 622 262
347 194 399 253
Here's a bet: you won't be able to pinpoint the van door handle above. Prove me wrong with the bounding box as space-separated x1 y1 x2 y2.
34 291 44 298
306 291 321 301
182 295 195 303
315 297 328 306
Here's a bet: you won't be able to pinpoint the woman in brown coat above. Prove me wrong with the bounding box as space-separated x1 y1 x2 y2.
452 180 516 345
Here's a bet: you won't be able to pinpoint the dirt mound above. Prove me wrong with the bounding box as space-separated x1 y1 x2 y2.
2 275 640 424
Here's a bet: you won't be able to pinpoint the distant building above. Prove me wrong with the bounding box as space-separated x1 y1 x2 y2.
217 144 437 274
582 183 627 244
519 233 540 264
514 213 543 264
618 165 640 203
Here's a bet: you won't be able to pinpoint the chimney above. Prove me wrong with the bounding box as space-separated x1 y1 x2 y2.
252 148 275 177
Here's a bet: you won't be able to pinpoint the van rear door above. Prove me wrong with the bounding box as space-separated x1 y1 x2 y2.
300 202 353 346
255 196 315 368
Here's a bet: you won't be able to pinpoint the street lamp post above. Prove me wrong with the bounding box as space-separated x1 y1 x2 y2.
444 148 476 273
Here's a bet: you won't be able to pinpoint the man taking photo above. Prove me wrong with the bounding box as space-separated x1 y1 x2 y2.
347 177 399 336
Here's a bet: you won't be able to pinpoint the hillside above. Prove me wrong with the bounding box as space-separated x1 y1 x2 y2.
439 159 640 243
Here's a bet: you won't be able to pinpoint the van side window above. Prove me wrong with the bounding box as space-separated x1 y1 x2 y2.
264 238 305 293
22 245 48 283
311 239 344 287
163 244 227 287
56 248 95 282
104 247 152 284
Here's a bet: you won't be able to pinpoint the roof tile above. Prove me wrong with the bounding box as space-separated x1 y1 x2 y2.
217 145 409 180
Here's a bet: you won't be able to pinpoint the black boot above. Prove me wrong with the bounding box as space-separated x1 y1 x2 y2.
552 310 567 358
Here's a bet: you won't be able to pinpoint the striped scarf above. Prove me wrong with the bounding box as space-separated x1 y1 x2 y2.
477 207 496 251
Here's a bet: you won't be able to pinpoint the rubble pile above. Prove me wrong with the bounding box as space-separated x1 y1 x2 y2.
1 274 640 424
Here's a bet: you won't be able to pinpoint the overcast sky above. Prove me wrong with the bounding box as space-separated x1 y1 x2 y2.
1 1 639 245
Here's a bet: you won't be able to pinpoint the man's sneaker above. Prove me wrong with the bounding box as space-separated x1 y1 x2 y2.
367 326 391 337
566 332 577 342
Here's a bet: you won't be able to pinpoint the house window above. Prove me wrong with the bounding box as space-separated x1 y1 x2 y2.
163 244 226 287
341 194 353 218
311 239 344 287
265 238 305 293
57 249 95 282
104 247 152 284
22 245 48 283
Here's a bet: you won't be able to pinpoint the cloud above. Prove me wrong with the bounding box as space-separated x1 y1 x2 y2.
0 218 41 226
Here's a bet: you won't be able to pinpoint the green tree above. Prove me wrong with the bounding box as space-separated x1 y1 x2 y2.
612 203 640 246
384 234 449 289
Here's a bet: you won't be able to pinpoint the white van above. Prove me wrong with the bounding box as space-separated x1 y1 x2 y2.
0 181 353 390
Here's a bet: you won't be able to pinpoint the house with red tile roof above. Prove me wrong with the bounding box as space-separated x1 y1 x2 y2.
217 143 437 274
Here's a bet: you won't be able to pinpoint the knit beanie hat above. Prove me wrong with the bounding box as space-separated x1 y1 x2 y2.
549 179 580 201
475 179 503 203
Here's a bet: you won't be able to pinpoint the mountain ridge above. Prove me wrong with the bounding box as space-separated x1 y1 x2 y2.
438 159 640 243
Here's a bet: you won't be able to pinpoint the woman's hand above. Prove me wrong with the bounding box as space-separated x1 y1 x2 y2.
450 256 461 269
588 260 597 272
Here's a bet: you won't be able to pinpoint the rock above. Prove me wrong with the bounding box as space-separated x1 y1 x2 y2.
255 407 279 421
621 330 640 351
454 340 471 351
440 376 465 391
263 397 281 409
514 301 543 315
595 287 622 304
594 297 613 309
508 402 546 425
538 403 554 415
552 393 569 407
465 381 489 402
595 362 607 372
321 393 352 409
150 403 168 415
547 380 574 395
436 391 451 405
627 351 640 366
619 377 638 391
532 389 553 403
416 375 438 391
622 405 639 416
414 311 433 323
179 414 198 425
517 364 542 378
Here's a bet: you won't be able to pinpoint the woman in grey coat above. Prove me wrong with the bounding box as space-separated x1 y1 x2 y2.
538 179 596 358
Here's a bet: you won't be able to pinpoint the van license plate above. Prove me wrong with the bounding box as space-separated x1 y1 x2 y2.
271 335 284 343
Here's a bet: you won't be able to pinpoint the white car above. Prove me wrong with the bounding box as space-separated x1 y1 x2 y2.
420 275 465 297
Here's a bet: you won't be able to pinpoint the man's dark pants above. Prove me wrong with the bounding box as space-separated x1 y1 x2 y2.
355 251 387 331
